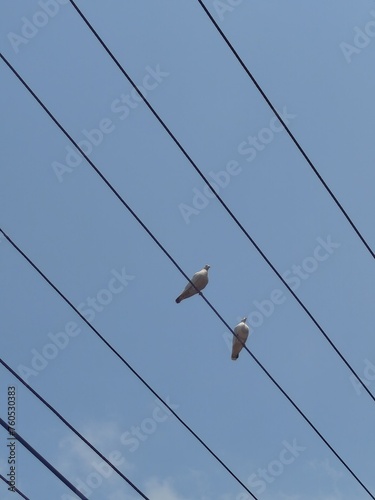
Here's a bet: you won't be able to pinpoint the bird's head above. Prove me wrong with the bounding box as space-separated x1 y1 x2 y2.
204 265 211 270
241 317 247 323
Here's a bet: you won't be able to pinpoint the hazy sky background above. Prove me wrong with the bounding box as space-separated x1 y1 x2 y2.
1 1 375 499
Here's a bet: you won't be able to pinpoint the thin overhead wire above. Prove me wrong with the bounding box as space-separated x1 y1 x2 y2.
0 473 29 500
0 12 373 497
197 0 374 259
1 49 373 497
0 359 150 500
0 230 258 500
0 230 373 496
0 417 87 500
33 3 374 405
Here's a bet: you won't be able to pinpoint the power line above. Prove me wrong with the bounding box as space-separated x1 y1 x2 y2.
61 2 375 403
196 0 374 259
0 417 88 500
0 11 375 498
0 230 259 500
0 359 150 500
0 48 373 497
0 473 29 500
1 230 373 497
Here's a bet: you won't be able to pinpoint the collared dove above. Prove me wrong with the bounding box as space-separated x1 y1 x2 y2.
175 265 210 303
231 318 250 360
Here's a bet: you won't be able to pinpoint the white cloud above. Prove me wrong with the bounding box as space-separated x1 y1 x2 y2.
144 476 190 500
281 494 343 500
308 458 344 482
57 420 133 476
58 433 98 475
108 489 138 500
79 420 122 448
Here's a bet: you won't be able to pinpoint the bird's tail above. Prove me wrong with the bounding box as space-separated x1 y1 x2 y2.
231 354 239 361
175 296 181 304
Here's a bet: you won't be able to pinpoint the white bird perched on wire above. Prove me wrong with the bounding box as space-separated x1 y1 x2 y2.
231 318 250 360
175 265 210 303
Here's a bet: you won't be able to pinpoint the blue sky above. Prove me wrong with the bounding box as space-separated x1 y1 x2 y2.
1 1 375 499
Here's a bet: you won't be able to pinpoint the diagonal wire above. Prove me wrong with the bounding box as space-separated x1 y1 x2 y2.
0 418 87 499
0 230 258 500
0 473 29 500
1 230 373 497
0 360 150 499
197 0 374 259
0 49 373 497
44 2 375 403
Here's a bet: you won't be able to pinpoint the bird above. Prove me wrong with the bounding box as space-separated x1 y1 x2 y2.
175 265 210 303
231 318 250 360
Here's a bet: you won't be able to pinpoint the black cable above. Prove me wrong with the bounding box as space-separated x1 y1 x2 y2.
0 49 373 497
0 418 87 499
0 234 258 500
0 359 150 500
0 473 29 500
59 3 375 404
1 231 373 497
197 0 374 259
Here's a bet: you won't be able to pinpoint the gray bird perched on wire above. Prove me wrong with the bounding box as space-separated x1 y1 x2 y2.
231 318 250 360
175 265 210 303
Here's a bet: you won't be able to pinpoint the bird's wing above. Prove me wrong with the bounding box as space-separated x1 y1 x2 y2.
183 270 202 292
176 269 208 303
231 324 249 360
231 338 242 360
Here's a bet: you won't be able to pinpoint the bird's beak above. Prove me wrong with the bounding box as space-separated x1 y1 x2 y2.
242 317 247 323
